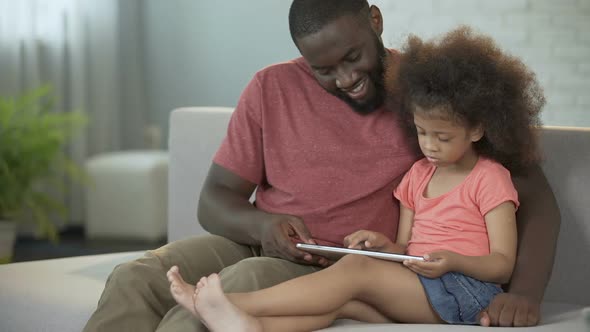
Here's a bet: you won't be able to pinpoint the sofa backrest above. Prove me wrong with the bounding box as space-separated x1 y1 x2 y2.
539 127 590 306
167 107 590 305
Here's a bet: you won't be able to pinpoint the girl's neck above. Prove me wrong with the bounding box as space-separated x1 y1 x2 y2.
437 149 479 174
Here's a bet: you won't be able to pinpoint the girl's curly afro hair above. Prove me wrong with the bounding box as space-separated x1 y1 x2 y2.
389 26 545 174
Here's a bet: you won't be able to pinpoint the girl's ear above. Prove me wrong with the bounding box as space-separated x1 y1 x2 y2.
470 125 484 142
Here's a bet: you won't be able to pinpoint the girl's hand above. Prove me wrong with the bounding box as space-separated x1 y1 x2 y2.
343 230 394 252
403 250 459 278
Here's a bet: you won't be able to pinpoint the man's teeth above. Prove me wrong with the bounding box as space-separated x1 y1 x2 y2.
351 80 364 93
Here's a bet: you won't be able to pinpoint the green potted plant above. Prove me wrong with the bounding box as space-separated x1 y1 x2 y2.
0 85 87 263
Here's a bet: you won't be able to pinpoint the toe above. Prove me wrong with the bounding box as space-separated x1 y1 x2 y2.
170 269 187 284
167 273 176 283
208 273 221 286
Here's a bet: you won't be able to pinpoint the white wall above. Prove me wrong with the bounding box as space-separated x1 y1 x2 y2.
374 0 589 127
142 0 590 137
143 0 299 143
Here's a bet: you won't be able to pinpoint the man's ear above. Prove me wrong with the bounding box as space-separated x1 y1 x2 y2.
369 5 383 36
470 125 485 142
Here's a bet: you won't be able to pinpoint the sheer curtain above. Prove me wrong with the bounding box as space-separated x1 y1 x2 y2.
0 0 148 226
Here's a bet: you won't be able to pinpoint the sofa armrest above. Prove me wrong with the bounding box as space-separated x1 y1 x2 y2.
167 107 233 242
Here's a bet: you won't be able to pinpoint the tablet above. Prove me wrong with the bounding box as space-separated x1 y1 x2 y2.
296 243 424 263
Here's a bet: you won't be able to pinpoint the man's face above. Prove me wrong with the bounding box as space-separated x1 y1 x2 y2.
296 14 386 115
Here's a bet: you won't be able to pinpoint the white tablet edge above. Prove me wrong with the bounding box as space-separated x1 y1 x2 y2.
296 243 424 262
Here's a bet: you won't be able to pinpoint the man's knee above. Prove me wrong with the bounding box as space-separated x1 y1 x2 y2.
147 234 256 283
106 259 161 289
101 234 256 293
153 234 243 265
218 256 318 292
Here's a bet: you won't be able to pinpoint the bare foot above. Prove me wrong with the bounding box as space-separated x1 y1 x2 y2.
166 266 198 316
194 274 262 332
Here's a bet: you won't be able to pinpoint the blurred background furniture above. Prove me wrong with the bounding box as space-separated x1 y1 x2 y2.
85 150 168 241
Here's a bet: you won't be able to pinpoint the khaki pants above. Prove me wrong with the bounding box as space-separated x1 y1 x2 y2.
83 234 321 332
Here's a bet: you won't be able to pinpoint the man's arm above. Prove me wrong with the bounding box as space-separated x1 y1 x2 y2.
197 163 327 265
198 163 263 245
480 165 561 327
509 165 560 301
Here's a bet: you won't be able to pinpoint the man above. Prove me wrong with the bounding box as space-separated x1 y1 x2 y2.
84 1 560 330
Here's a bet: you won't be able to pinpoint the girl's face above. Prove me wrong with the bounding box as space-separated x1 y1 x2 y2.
413 107 483 169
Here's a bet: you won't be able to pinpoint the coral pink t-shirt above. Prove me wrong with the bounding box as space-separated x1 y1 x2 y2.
213 54 419 246
394 157 519 257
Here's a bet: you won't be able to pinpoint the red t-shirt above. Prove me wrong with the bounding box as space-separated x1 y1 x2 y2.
213 55 418 246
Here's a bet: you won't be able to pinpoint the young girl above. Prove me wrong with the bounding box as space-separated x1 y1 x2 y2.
166 26 544 331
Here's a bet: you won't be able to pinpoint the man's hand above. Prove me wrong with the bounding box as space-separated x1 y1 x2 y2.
259 213 329 267
343 230 395 252
402 250 458 278
478 293 540 327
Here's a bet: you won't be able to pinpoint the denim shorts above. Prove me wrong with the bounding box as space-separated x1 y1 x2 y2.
418 272 503 325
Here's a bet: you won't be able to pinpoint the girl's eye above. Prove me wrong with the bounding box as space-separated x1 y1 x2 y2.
438 137 450 142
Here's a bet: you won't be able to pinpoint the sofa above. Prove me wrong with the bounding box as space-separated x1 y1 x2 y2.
0 107 588 332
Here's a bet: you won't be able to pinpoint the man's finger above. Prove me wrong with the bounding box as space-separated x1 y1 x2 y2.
498 300 517 327
478 311 491 327
513 303 529 327
486 298 503 326
527 308 540 326
280 240 303 260
289 218 313 243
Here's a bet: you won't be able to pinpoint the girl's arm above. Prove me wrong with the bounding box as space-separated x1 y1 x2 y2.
343 204 415 254
450 201 518 284
394 203 414 251
404 201 517 284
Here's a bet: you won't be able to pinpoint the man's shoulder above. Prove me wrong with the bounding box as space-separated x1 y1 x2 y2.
255 57 310 80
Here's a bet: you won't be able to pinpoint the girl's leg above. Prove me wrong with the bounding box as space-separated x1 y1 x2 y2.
256 311 341 332
257 299 393 331
227 254 441 323
255 300 394 332
168 254 441 328
193 274 392 332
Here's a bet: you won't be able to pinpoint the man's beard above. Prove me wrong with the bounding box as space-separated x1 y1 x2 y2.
329 37 387 115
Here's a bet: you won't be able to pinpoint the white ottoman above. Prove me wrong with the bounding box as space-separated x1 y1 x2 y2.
85 150 168 241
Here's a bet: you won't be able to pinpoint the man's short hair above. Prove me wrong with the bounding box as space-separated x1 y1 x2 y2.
288 0 370 46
